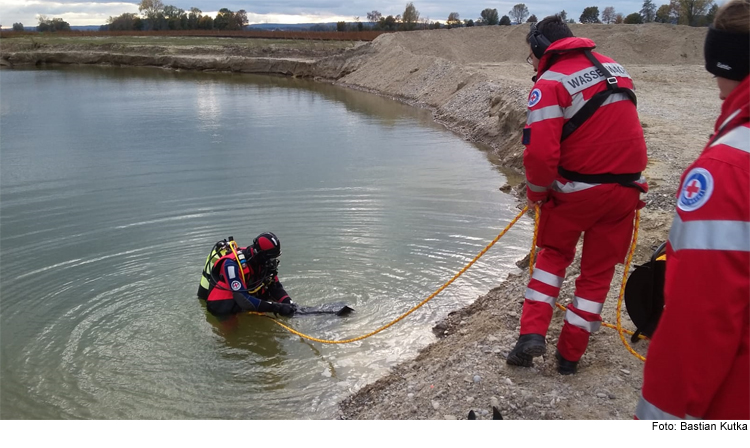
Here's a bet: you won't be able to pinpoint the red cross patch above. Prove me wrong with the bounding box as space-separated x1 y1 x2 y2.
678 168 713 212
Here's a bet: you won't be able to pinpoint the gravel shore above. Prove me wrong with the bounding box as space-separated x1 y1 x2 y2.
329 24 719 420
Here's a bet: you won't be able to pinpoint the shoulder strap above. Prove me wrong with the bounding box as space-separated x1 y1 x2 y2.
561 50 637 142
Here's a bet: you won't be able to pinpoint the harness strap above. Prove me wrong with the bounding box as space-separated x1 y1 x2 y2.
560 49 637 142
556 50 643 192
557 167 642 185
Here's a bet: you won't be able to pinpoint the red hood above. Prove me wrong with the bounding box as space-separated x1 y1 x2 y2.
715 75 750 134
538 37 597 73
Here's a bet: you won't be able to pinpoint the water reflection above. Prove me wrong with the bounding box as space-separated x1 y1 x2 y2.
196 82 222 132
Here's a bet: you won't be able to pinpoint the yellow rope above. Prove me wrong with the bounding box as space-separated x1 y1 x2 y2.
529 204 540 275
615 210 647 361
249 206 532 344
250 203 648 361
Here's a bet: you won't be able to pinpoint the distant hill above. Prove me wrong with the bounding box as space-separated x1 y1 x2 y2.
70 26 102 31
7 25 102 31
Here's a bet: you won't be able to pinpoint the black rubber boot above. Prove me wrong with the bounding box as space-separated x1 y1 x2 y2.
506 333 546 367
555 350 578 375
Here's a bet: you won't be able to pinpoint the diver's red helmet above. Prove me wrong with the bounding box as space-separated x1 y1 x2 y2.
252 232 281 260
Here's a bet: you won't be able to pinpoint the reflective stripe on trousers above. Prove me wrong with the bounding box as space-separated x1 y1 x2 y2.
525 288 556 308
573 296 603 314
564 308 601 333
531 268 564 288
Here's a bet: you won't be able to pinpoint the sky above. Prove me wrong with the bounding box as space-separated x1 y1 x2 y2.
1 1 675 28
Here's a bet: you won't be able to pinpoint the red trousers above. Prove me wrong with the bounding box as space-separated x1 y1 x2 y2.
520 184 641 361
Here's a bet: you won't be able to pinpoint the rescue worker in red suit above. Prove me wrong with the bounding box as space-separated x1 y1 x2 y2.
506 16 648 374
202 232 296 317
636 0 749 420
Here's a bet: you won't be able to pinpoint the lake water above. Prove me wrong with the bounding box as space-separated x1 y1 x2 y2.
0 65 532 419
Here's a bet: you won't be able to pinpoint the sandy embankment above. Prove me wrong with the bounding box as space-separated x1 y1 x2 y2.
1 24 720 419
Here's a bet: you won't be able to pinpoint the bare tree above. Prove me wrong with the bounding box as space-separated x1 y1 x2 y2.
447 12 461 25
669 0 682 22
419 16 430 30
138 0 164 17
678 0 714 26
402 2 420 30
509 4 529 24
602 6 616 24
366 10 382 23
235 9 248 29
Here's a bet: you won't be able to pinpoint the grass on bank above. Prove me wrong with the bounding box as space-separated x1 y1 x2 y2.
0 29 383 46
0 34 366 53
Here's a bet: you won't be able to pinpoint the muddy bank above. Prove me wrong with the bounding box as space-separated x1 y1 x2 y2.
1 24 721 419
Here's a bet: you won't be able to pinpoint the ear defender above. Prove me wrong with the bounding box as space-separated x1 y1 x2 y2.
529 23 551 59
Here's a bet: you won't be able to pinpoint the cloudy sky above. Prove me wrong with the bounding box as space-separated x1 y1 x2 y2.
1 1 677 28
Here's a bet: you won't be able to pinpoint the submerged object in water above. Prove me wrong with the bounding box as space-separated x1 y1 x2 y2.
294 301 354 317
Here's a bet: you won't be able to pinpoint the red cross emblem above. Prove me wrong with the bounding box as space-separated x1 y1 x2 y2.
679 168 713 212
685 179 701 198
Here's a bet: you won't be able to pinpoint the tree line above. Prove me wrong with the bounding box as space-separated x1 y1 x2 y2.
103 0 248 31
579 0 718 26
9 0 719 33
357 3 546 30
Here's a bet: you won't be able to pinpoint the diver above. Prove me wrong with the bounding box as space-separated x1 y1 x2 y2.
198 232 297 317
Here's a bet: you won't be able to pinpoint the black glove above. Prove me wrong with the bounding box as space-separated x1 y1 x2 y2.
271 301 296 317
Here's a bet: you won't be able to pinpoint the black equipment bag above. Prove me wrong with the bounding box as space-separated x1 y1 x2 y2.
624 243 667 342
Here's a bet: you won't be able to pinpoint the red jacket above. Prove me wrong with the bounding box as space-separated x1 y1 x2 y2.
523 37 647 201
637 77 750 420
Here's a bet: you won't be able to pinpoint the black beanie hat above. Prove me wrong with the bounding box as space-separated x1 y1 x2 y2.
704 25 750 81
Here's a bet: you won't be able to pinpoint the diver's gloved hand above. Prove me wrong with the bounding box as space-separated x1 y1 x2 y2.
269 301 296 317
